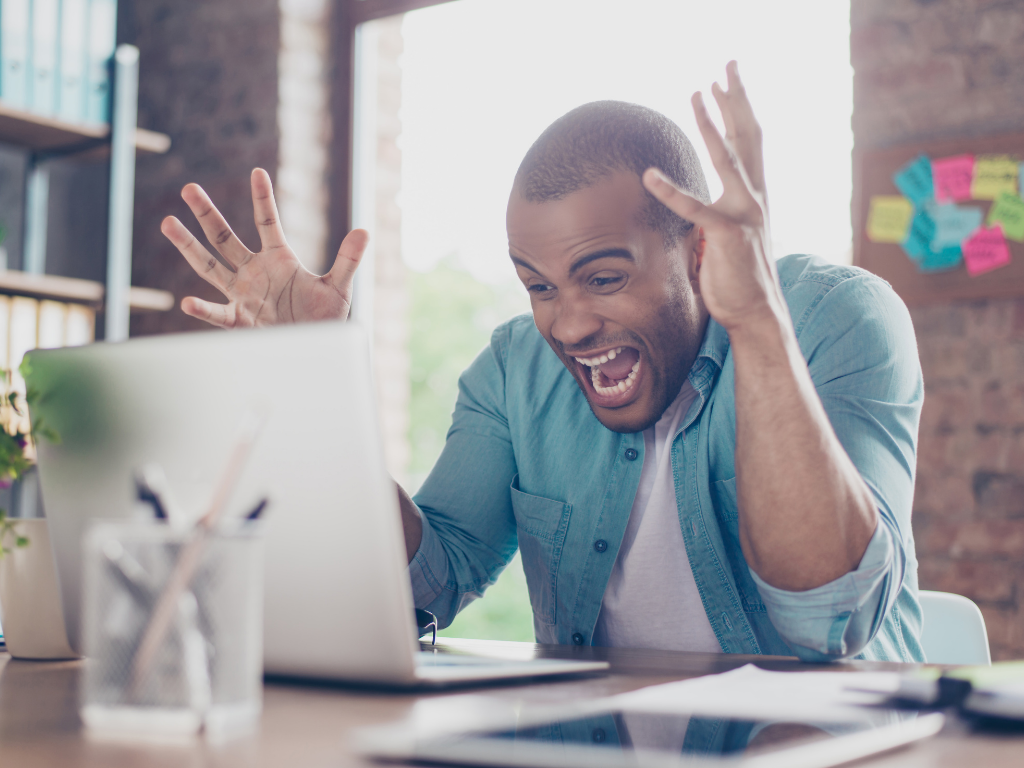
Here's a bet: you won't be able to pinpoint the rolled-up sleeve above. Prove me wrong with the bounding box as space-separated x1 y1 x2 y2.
751 521 904 660
755 272 923 660
406 324 521 628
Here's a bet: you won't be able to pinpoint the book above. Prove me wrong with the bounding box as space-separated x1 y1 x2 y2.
0 0 32 108
37 299 66 348
8 295 38 392
30 0 61 116
58 0 90 122
884 661 1024 722
65 303 94 346
85 0 116 124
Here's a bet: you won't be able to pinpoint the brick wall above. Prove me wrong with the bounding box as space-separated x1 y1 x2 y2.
852 0 1024 660
120 0 282 336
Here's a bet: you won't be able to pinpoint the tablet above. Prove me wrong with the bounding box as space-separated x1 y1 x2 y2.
362 709 945 768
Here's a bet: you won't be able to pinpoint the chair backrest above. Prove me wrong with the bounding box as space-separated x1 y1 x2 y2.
918 590 991 666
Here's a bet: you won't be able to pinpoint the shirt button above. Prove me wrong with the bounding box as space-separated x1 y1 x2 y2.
592 727 606 743
594 539 608 553
624 448 638 461
572 633 584 645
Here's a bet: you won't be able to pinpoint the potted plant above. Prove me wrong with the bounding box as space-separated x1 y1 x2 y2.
0 361 73 659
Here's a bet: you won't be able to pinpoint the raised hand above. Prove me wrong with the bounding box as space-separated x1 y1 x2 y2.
641 61 785 333
161 169 368 328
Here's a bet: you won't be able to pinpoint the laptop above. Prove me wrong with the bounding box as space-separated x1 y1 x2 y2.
27 321 608 687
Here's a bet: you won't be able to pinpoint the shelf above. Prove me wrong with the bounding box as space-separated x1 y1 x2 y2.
0 102 171 156
0 270 174 313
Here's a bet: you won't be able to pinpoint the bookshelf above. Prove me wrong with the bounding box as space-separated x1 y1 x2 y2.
0 101 170 156
0 44 174 346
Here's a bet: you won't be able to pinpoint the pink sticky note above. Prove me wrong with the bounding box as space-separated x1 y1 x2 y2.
962 224 1011 277
932 154 975 203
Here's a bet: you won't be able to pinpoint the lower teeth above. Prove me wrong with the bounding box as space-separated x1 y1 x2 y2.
591 361 640 396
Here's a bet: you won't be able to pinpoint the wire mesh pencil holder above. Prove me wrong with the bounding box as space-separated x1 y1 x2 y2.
80 521 263 738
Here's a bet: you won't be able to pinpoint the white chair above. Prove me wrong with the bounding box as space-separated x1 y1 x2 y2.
918 590 991 666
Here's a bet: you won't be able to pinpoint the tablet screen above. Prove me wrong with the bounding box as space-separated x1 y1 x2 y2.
403 709 937 768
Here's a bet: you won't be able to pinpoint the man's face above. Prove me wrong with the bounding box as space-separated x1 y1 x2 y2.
507 171 709 433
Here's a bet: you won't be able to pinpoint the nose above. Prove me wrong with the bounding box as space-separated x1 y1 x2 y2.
550 293 603 350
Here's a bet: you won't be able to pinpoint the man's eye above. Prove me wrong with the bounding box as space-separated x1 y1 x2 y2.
528 284 553 294
591 275 624 289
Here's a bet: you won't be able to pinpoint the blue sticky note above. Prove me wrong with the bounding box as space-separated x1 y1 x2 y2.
919 244 963 273
894 155 934 207
928 202 984 250
902 208 935 261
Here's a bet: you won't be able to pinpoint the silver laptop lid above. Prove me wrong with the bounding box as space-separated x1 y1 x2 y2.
27 321 419 683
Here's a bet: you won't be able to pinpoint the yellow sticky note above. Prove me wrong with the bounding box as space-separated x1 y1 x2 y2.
866 196 914 243
972 155 1019 200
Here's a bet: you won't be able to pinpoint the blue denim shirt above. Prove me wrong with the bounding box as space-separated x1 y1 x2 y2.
409 254 925 662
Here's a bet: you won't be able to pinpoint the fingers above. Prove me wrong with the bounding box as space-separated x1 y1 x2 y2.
181 296 235 328
691 91 750 196
327 228 370 290
180 183 252 270
250 168 289 252
642 168 724 229
713 61 766 195
161 216 236 294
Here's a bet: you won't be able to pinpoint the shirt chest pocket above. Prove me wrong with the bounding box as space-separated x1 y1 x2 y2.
510 476 572 626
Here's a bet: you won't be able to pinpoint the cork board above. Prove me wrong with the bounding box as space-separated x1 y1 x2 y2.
853 131 1024 305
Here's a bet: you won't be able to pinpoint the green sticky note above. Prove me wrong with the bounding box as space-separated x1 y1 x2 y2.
988 191 1024 242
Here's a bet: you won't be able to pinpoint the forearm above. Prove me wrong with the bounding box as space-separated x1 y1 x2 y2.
397 483 423 563
730 310 877 591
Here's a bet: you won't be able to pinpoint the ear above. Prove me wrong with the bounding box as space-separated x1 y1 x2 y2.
687 227 705 294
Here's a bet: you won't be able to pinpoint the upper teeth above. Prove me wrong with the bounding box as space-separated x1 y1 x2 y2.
574 347 624 366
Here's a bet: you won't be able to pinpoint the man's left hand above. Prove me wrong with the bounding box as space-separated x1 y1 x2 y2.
641 61 785 335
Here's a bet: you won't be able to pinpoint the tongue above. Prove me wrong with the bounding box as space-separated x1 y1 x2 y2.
597 347 640 382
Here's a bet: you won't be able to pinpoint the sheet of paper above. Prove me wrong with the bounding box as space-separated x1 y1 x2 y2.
988 191 1024 242
606 664 903 724
893 155 933 207
963 224 1012 277
866 195 913 243
901 208 935 261
920 244 963 273
928 202 983 250
971 155 1019 201
932 155 974 203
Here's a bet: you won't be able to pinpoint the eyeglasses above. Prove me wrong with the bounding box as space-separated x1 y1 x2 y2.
415 609 437 645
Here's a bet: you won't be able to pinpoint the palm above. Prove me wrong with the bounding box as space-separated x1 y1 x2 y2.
161 169 368 329
642 61 786 332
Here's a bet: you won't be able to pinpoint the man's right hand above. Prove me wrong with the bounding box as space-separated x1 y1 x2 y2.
161 168 369 328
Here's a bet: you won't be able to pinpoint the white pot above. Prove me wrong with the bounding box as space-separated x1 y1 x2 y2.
0 519 78 659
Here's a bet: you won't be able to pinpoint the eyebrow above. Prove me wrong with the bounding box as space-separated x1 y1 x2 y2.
568 248 634 277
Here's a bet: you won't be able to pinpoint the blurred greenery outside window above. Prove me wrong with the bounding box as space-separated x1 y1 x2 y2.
407 257 535 642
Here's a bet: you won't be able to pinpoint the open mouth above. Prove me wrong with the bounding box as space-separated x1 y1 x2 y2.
573 346 643 407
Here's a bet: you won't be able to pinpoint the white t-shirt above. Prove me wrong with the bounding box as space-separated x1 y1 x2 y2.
592 381 723 652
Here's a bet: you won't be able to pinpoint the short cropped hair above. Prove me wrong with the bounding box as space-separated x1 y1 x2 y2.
513 101 711 246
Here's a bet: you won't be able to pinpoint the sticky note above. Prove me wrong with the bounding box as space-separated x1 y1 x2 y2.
988 191 1024 242
928 202 984 250
893 155 934 207
962 225 1011 277
901 208 936 261
919 245 963 273
866 195 914 243
971 155 1019 200
932 155 974 203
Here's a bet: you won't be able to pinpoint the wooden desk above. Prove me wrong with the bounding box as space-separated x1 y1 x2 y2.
1 638 1021 767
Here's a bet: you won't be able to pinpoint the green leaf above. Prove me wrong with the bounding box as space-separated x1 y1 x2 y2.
15 536 28 548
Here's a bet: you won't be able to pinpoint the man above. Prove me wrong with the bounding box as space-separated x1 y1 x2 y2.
162 63 923 662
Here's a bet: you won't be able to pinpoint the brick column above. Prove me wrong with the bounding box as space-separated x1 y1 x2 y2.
852 0 1024 660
